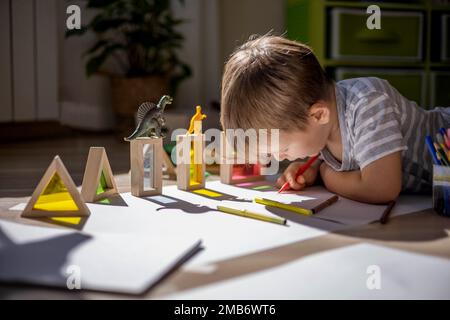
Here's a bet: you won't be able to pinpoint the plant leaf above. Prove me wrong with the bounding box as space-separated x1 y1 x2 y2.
84 39 109 56
87 0 116 8
65 26 88 38
90 17 128 33
85 43 124 77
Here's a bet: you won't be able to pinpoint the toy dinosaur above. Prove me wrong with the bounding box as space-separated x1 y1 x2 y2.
187 105 207 135
124 95 173 141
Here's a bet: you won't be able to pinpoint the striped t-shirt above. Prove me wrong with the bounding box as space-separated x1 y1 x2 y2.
320 77 450 193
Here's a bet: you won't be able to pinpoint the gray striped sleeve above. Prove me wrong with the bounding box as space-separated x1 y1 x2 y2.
352 91 408 169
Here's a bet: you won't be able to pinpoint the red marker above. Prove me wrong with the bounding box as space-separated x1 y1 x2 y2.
445 131 450 149
278 154 320 193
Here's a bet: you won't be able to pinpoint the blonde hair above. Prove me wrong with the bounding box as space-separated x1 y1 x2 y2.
220 35 333 131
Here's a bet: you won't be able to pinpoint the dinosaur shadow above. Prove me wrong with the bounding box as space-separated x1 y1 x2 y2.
187 188 252 203
142 194 212 214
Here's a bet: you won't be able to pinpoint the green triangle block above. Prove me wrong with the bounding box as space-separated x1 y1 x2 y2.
96 170 108 195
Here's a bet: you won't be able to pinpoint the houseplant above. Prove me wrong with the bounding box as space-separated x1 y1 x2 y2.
66 0 191 135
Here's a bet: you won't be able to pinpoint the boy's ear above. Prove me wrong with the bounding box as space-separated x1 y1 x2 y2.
309 102 330 125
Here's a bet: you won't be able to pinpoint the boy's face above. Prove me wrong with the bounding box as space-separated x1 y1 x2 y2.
273 129 324 160
270 103 332 161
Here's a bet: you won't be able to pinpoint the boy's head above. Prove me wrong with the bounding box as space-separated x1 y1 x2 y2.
220 35 334 160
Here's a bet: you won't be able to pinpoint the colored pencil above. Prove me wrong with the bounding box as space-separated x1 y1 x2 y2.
217 205 287 225
255 197 313 216
380 200 396 224
434 142 450 166
425 135 441 165
436 133 450 160
278 154 319 193
310 195 339 214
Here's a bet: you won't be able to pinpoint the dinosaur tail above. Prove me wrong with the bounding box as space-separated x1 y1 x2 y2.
123 127 146 141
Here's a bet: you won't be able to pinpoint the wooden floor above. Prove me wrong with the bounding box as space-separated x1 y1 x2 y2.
0 133 131 198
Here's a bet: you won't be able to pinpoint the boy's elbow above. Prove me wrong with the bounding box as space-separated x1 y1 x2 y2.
370 181 401 204
380 186 400 203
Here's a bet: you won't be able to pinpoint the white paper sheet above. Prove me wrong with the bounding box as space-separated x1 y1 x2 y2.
80 191 340 267
9 181 431 269
0 220 201 295
203 181 432 225
164 243 450 299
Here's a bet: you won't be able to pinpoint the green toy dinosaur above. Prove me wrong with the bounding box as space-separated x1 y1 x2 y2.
124 95 173 141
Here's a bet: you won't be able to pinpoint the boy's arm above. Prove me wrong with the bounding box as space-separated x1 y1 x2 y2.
319 151 402 204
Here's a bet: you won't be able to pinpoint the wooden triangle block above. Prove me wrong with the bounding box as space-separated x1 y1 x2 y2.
22 156 90 218
81 147 119 202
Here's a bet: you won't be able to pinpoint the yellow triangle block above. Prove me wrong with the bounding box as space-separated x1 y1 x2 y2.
81 147 118 202
22 156 90 218
33 172 79 211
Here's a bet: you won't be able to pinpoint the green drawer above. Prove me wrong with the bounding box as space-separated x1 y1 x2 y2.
430 72 450 107
330 9 423 61
442 14 450 61
335 68 426 106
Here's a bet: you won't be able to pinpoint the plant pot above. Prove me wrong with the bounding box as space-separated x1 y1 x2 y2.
110 75 170 139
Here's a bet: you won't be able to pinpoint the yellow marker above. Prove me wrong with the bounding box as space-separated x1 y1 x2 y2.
217 205 286 226
254 197 313 216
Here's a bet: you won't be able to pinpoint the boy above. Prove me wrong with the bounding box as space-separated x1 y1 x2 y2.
220 35 450 204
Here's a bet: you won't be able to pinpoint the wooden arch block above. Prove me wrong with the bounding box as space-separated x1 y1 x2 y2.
130 137 163 197
176 133 205 190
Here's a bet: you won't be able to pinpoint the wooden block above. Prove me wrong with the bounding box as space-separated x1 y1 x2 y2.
81 147 119 202
220 131 264 185
130 137 163 197
22 156 90 218
176 134 205 190
193 120 202 134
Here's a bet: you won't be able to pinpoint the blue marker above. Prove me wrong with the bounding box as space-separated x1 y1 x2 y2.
440 128 447 138
444 188 450 217
425 135 441 165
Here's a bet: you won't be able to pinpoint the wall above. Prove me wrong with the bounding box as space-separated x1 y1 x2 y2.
57 0 285 131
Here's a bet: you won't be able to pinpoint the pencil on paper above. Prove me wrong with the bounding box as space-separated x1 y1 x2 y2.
217 205 287 226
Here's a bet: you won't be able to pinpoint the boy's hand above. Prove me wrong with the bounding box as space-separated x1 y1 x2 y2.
276 161 319 190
